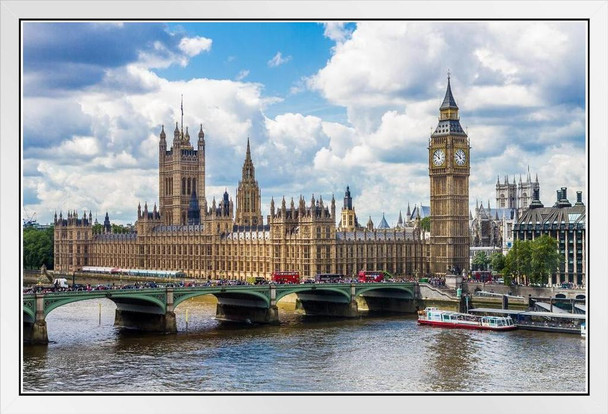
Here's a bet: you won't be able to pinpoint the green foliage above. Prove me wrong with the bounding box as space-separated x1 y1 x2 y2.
420 216 430 232
503 236 559 284
111 224 131 234
490 251 506 273
92 223 130 234
504 240 532 282
472 251 490 270
530 235 561 285
23 226 54 270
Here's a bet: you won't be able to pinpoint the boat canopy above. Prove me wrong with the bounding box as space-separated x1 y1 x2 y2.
533 302 569 313
519 311 586 320
469 308 586 320
469 308 523 315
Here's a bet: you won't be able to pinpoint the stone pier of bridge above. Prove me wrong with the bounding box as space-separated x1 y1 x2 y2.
215 284 279 324
23 294 48 345
113 287 177 333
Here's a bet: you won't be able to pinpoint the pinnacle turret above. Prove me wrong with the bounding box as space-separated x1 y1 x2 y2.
440 72 458 110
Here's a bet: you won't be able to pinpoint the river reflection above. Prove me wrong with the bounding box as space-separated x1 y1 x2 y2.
22 297 586 393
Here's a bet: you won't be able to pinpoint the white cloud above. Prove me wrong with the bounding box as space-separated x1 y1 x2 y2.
465 84 542 110
22 21 586 227
267 52 292 67
58 136 100 157
178 36 212 57
235 70 250 81
474 48 519 82
322 22 353 43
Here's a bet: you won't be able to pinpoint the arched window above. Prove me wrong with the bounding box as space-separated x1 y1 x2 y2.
193 178 196 194
182 178 186 195
187 178 191 195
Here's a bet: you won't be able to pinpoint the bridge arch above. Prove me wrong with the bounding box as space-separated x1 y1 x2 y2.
23 307 35 323
42 292 166 318
173 290 271 309
355 285 415 299
275 286 352 303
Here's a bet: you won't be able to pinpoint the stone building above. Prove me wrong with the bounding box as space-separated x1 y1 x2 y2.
495 168 540 217
470 168 541 254
513 187 586 286
470 200 502 248
54 77 471 280
428 74 471 275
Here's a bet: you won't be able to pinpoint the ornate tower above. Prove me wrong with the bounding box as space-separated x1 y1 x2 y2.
496 175 517 209
517 167 539 215
235 138 263 226
339 186 359 231
158 97 206 226
428 74 470 275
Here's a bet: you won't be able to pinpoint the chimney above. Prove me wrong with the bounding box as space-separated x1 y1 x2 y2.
529 188 544 209
575 191 584 206
557 187 572 208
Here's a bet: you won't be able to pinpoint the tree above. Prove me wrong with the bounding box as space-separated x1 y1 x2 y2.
504 239 532 284
472 251 490 270
420 216 430 232
23 226 54 270
490 251 506 273
530 235 560 285
111 224 131 234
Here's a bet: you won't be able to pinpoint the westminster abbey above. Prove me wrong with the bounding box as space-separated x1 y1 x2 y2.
54 78 472 279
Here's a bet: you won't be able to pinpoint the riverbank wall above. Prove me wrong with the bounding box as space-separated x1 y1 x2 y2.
417 283 530 312
462 282 586 300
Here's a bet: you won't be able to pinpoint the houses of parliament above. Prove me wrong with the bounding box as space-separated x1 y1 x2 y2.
53 77 471 279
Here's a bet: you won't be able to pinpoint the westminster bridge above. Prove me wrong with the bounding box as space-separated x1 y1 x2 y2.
23 282 419 344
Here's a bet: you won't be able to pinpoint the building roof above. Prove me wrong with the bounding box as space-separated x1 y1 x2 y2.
377 213 390 229
440 76 458 110
336 228 416 241
95 232 137 241
516 203 585 230
153 224 204 232
223 229 270 240
433 119 466 136
409 205 430 221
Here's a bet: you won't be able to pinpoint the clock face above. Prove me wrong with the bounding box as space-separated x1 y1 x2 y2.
432 149 445 166
455 149 467 166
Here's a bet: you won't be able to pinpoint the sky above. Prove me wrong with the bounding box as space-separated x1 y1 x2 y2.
22 21 587 226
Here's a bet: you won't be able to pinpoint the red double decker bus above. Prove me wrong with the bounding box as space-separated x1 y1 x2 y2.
271 271 300 284
357 270 385 283
472 271 493 283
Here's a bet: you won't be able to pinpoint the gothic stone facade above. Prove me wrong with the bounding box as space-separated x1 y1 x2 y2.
428 76 471 275
54 79 470 279
54 197 428 280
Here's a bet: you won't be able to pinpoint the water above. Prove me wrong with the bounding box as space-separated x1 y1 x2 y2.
22 297 587 393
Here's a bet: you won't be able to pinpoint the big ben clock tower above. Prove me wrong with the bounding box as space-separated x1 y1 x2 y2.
429 74 470 275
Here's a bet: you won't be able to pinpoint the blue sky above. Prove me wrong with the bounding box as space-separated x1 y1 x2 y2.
22 21 587 225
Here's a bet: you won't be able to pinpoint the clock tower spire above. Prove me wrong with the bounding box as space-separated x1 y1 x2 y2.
428 74 470 275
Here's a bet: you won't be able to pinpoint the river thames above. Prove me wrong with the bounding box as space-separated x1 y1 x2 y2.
22 296 587 393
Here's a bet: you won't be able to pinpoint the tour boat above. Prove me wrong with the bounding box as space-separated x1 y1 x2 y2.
417 307 517 331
